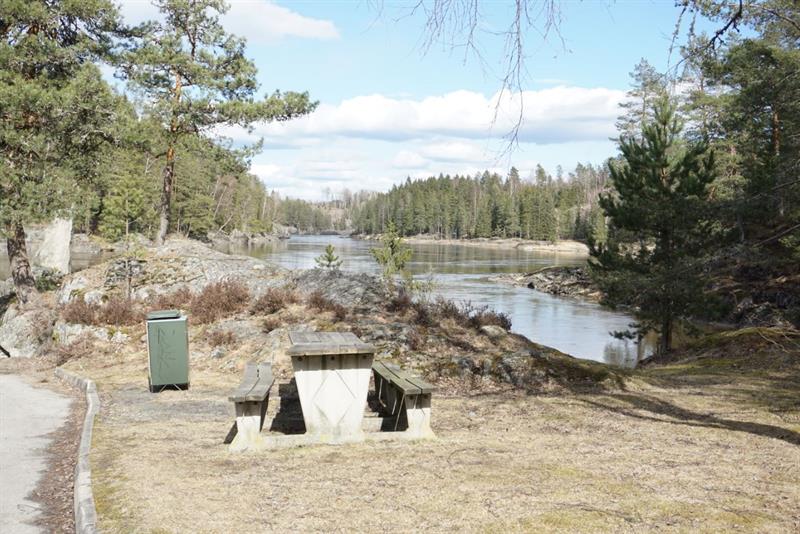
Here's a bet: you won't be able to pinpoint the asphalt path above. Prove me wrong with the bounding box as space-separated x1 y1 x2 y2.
0 374 72 533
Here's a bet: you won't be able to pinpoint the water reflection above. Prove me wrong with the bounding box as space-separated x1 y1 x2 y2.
229 235 654 367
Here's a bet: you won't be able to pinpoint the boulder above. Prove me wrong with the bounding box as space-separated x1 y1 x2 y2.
32 218 72 274
53 320 110 346
58 275 89 304
0 303 56 357
291 269 386 311
480 325 507 338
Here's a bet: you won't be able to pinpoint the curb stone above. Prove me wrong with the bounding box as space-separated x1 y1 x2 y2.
55 367 100 534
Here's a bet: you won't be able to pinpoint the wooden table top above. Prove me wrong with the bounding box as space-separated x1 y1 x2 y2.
287 331 375 357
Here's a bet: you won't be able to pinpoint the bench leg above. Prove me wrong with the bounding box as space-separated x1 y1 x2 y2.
404 394 434 438
230 399 268 451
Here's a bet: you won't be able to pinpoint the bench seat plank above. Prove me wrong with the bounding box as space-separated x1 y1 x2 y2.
229 363 259 402
245 364 274 402
372 361 429 395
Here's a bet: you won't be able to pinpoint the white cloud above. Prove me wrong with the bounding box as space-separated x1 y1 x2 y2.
224 1 339 42
418 141 490 163
254 86 625 144
116 0 339 42
392 150 428 169
244 87 624 200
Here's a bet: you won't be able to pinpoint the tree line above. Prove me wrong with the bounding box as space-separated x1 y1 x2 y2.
350 164 609 243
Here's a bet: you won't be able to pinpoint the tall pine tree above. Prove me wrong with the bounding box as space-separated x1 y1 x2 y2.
591 98 716 354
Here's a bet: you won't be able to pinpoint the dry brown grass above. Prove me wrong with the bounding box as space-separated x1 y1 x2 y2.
61 296 143 326
250 288 300 315
65 327 800 533
96 297 144 326
61 298 97 325
306 290 347 322
206 329 236 347
151 287 193 311
190 280 250 324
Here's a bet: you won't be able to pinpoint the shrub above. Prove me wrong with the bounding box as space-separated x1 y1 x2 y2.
96 296 144 326
412 301 435 327
470 307 512 331
432 297 469 322
251 288 299 315
191 280 250 323
61 298 97 325
207 329 236 347
152 287 193 310
306 290 347 322
262 316 282 333
386 292 412 312
52 335 95 366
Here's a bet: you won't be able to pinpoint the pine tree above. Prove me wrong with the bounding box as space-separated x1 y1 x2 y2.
591 98 716 354
614 58 668 142
371 221 413 292
99 173 150 241
123 0 317 245
0 0 121 302
315 244 343 270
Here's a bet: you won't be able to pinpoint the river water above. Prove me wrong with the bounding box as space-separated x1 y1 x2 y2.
223 235 653 367
2 234 653 366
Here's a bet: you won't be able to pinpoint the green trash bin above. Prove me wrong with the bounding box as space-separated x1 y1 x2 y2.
146 310 189 392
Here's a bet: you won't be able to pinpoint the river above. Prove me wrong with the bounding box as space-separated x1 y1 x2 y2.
221 235 653 367
2 234 653 366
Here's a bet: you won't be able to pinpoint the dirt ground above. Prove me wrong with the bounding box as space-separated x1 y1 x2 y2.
50 327 800 533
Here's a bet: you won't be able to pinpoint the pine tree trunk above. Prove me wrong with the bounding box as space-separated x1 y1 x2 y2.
156 146 175 246
5 222 37 304
659 317 672 355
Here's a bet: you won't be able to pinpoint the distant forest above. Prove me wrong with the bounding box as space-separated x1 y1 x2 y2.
349 165 609 242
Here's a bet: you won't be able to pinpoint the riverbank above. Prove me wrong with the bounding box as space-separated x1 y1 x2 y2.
356 234 590 256
490 266 602 302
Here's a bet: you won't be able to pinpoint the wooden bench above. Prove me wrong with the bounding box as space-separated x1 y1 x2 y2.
228 362 274 451
372 361 435 438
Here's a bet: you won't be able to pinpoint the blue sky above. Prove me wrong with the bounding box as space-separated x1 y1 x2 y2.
117 1 718 200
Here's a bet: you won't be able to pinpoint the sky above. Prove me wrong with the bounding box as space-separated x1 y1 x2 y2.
116 0 718 200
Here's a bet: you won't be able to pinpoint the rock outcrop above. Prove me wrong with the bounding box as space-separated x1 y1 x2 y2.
32 218 72 274
490 266 601 302
57 237 287 304
0 302 57 357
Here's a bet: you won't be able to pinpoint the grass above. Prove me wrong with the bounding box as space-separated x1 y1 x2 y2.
58 325 800 533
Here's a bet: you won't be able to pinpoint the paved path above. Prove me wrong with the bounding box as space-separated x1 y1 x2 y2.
0 374 72 533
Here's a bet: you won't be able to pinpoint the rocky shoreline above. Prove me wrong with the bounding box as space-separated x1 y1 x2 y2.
489 266 602 302
0 236 619 392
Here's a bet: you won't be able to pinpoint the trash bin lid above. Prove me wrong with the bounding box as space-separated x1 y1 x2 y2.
147 310 182 320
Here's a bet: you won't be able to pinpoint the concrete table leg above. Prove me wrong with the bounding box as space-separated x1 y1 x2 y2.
292 353 373 440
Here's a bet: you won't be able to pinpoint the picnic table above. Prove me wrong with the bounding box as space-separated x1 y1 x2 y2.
287 331 376 439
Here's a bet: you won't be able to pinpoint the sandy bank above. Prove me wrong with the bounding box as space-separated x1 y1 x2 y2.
356 234 590 256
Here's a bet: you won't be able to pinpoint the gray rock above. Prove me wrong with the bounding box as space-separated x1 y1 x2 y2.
210 346 226 359
110 330 129 344
32 218 72 274
58 275 88 304
83 290 104 305
291 269 387 311
480 325 506 338
0 304 56 357
53 321 110 346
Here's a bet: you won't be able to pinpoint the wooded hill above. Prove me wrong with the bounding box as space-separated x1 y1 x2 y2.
350 164 609 242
